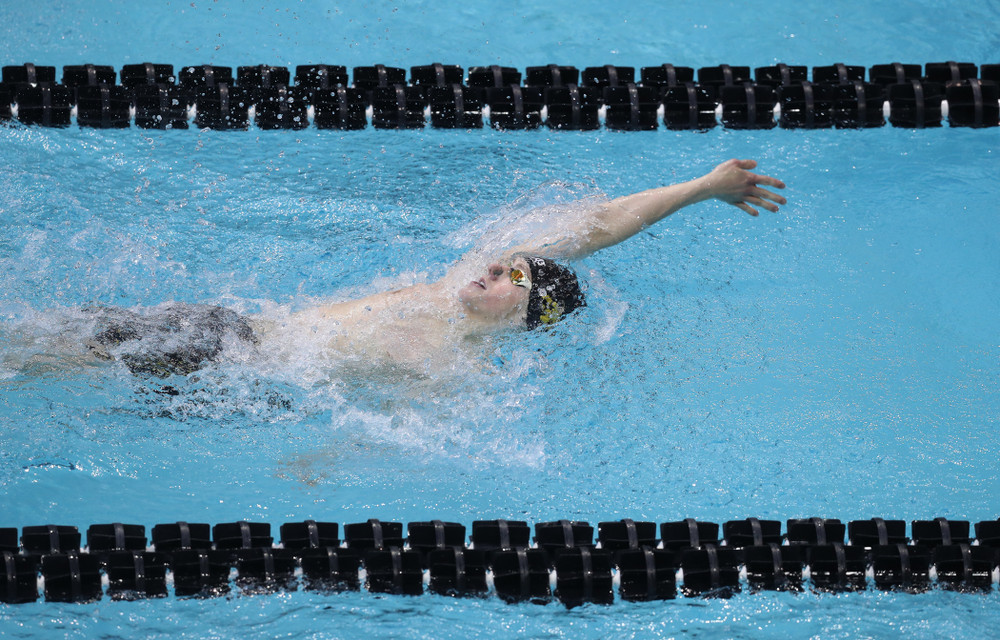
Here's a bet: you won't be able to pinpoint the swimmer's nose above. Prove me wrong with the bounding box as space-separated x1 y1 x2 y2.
487 263 504 278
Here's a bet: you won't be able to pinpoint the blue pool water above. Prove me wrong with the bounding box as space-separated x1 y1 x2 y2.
1 1 999 637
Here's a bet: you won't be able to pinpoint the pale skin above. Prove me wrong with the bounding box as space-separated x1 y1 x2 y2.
262 159 786 367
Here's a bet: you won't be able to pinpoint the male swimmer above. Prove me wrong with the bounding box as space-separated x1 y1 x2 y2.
88 159 786 375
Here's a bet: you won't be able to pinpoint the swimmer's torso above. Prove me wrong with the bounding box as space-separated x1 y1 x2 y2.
255 281 492 372
73 261 524 378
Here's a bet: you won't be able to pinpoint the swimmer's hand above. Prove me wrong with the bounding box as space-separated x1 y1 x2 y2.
702 159 787 216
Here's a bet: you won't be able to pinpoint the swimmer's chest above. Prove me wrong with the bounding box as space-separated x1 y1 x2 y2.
309 287 461 364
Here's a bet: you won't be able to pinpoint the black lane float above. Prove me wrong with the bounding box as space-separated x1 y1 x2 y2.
1 61 997 130
1 516 998 606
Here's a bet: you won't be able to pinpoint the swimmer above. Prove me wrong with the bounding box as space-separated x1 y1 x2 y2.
87 159 786 375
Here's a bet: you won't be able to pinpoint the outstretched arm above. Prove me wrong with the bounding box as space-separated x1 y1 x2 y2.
509 159 787 261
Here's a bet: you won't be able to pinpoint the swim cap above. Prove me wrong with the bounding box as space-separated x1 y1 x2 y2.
523 256 585 330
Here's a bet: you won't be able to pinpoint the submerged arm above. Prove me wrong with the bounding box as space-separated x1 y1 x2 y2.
510 159 787 261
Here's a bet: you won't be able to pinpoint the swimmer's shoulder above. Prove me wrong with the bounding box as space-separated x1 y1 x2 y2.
292 282 442 323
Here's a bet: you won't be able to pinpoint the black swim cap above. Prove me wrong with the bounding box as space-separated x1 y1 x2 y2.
523 256 585 330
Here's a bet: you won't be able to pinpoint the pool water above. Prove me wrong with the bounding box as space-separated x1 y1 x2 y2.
1 1 999 638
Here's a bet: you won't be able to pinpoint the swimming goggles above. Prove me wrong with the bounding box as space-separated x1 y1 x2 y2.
509 266 530 289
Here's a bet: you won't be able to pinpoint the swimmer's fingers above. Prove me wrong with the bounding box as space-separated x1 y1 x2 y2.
749 188 786 211
735 193 784 216
709 159 787 216
741 196 776 214
747 172 786 191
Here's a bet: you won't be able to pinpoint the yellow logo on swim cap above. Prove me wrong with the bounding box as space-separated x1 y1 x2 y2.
539 294 563 325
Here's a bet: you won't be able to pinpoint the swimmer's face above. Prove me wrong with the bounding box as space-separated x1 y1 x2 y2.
457 258 532 324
